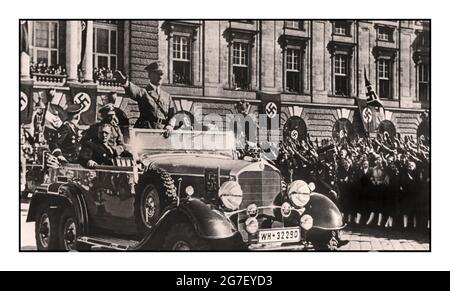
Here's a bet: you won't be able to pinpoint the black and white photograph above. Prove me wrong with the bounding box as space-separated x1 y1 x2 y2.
18 18 431 252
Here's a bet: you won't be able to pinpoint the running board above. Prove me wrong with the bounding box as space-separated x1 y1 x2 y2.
78 236 139 251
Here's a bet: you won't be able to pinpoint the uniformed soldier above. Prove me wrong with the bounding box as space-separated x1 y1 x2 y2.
51 103 83 163
42 88 67 149
80 103 125 153
115 61 175 137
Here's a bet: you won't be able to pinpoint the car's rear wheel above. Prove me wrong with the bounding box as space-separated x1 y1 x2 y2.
35 206 59 251
58 208 91 251
162 223 211 251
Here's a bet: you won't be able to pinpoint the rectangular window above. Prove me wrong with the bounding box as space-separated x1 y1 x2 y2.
378 27 393 42
334 54 349 96
418 63 429 101
378 59 392 98
334 21 350 36
285 21 304 30
33 21 59 66
232 42 250 90
286 49 301 93
172 35 192 85
93 22 118 71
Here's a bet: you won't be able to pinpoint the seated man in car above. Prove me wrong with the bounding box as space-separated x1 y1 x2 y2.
80 103 126 155
78 124 119 168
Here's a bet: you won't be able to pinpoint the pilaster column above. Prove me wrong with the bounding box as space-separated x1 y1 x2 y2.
82 20 94 82
66 21 80 82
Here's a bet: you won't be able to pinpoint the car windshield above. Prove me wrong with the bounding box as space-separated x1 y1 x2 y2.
129 129 236 158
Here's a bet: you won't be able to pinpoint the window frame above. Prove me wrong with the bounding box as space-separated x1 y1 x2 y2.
333 21 351 37
377 26 394 42
284 20 305 30
377 58 393 99
285 48 303 93
172 34 193 85
334 53 350 96
231 41 251 90
418 62 430 102
33 20 59 66
93 21 118 71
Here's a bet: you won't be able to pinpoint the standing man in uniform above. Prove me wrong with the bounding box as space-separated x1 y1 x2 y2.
115 61 175 137
50 104 83 163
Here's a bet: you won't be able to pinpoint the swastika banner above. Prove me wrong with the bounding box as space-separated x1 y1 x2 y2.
258 92 281 139
20 80 34 124
355 96 377 134
69 85 97 125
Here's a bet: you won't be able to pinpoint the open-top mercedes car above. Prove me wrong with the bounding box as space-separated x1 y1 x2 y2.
26 129 344 251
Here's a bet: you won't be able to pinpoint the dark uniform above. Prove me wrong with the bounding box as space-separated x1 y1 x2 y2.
78 141 118 168
51 104 83 163
122 61 175 129
81 104 124 148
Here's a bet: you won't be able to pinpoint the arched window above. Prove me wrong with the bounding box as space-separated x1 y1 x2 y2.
378 120 396 139
283 116 307 141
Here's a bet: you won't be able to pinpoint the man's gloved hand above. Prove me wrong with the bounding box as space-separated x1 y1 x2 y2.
114 71 127 85
87 160 98 168
57 155 69 164
164 125 174 138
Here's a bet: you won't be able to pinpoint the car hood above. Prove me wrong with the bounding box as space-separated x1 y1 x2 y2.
141 153 276 177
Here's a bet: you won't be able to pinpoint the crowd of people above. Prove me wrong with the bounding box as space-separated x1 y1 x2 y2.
275 130 430 233
29 62 66 75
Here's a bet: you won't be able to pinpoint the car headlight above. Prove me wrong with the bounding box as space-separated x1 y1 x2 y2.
245 217 259 234
218 181 243 211
300 214 313 230
287 180 311 207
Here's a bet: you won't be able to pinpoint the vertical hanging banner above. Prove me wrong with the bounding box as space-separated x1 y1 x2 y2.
69 84 97 125
258 92 281 159
258 92 281 137
356 69 384 135
355 97 377 134
20 80 34 124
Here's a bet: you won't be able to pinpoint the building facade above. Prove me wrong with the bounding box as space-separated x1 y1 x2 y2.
20 20 430 142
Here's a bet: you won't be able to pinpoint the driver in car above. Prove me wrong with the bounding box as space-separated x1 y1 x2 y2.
78 124 119 168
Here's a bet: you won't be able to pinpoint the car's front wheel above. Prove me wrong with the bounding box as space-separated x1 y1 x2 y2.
162 223 211 251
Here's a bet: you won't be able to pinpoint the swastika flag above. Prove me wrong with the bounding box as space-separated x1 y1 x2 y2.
69 86 97 125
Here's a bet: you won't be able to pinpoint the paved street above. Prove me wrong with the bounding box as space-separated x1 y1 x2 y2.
338 226 430 251
20 202 429 251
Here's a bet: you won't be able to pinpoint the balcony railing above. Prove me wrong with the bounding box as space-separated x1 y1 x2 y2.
32 73 67 84
30 64 67 84
94 67 122 88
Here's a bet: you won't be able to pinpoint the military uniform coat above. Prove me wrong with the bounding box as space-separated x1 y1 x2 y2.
81 122 124 148
78 141 118 168
125 82 175 129
53 121 81 163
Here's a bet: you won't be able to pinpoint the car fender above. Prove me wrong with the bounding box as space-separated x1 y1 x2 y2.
26 182 90 234
136 198 238 250
305 192 345 230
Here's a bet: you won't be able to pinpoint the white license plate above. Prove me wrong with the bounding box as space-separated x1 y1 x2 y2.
258 227 301 243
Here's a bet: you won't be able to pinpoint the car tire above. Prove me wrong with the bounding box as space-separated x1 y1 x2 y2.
137 184 162 235
162 223 211 251
35 205 60 251
135 167 177 236
58 208 90 251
